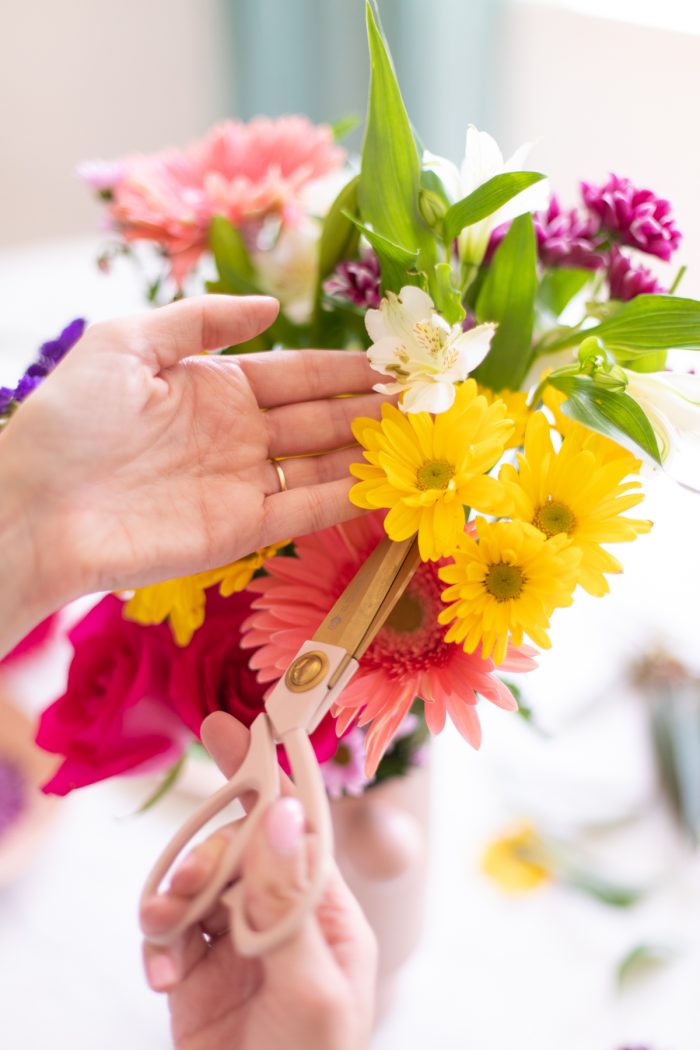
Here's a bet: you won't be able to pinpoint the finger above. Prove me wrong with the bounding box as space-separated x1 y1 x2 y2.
261 476 366 546
264 446 360 496
242 798 336 985
265 391 389 458
235 349 381 408
139 294 280 369
201 712 295 802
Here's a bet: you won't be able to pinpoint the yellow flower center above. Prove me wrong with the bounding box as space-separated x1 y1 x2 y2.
533 499 577 538
385 592 424 633
416 460 455 491
484 562 526 602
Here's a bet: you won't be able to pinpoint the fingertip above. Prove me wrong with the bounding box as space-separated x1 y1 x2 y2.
143 944 179 993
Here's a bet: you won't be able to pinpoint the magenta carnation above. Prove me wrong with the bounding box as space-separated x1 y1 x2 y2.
323 250 381 309
607 245 664 301
581 174 681 261
533 196 606 270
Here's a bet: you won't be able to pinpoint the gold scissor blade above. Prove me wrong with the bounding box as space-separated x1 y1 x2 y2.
313 535 420 660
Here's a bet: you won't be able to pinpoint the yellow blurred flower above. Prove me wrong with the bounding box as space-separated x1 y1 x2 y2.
123 543 287 646
478 384 531 450
481 823 551 893
499 411 652 597
438 517 581 664
349 379 514 561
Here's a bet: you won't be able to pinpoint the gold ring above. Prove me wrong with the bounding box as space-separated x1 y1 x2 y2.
270 459 288 493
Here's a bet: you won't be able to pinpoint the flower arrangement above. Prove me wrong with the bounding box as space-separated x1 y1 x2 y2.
28 3 700 802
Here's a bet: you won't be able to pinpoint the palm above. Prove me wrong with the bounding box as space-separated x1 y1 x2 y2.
9 296 382 596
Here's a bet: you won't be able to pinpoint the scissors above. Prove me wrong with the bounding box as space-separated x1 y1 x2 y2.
141 534 420 957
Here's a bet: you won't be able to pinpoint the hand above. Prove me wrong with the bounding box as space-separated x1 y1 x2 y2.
0 295 384 652
140 713 377 1050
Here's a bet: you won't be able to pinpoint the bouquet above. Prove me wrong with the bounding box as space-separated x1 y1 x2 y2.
28 2 700 804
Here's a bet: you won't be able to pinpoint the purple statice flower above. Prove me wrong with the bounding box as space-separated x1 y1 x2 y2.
321 728 371 799
581 174 681 261
1 318 86 417
323 250 381 310
0 757 26 839
608 245 664 301
534 196 606 270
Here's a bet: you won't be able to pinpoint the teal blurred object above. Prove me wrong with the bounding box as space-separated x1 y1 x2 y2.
224 0 500 158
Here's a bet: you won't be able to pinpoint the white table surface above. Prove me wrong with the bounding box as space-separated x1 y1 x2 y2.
1 238 700 1050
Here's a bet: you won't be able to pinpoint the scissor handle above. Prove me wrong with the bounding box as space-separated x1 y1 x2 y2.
227 725 333 956
140 713 279 947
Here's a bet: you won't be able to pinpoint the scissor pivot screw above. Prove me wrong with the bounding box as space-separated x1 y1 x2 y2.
285 651 329 692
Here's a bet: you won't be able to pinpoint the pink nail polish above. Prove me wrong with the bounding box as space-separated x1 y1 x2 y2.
264 797 305 855
148 953 178 991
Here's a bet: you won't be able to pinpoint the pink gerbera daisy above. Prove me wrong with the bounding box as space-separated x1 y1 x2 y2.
108 116 345 284
241 514 537 776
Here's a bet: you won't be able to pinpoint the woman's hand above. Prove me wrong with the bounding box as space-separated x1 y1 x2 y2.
140 713 377 1050
0 295 384 652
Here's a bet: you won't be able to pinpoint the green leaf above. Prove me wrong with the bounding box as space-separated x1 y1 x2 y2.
209 215 256 291
135 753 187 814
548 374 662 463
545 294 700 356
474 213 538 390
443 171 546 244
331 113 360 141
538 268 592 318
429 262 465 325
317 176 360 282
344 211 419 294
568 870 643 908
359 2 431 259
617 943 678 988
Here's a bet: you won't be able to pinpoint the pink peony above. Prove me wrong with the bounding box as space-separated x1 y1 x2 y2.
581 174 681 261
241 513 537 776
168 588 341 770
36 597 182 795
607 244 664 301
107 117 345 284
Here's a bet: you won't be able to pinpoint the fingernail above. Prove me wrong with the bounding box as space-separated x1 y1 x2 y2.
147 952 178 991
264 797 305 855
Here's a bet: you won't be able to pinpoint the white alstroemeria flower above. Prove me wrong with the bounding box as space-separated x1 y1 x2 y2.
625 370 700 491
424 126 549 266
366 285 496 414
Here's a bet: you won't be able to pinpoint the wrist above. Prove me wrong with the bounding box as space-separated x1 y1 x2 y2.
0 429 82 657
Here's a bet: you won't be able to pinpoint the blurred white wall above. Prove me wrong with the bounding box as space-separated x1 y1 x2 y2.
495 2 700 294
0 0 228 247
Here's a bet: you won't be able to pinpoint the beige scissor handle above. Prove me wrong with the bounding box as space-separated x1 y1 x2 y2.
140 713 279 947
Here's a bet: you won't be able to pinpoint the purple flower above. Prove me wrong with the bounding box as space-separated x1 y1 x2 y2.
321 728 371 799
323 250 381 310
1 318 86 418
0 757 26 839
534 196 606 270
581 174 681 260
608 245 664 301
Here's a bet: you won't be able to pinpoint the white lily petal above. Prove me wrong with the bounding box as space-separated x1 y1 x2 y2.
365 285 433 345
450 323 497 374
625 370 700 491
367 335 406 373
422 149 463 203
372 380 405 396
401 379 456 415
460 126 504 194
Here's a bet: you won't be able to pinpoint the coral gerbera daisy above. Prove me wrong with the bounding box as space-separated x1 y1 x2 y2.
499 411 652 596
123 543 287 646
349 379 514 561
438 517 581 665
240 513 536 775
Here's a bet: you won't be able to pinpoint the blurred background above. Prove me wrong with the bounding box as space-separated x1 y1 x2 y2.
1 2 700 1048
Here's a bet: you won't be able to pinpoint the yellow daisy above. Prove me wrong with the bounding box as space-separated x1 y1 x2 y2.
499 411 652 597
478 384 531 450
123 542 287 646
438 517 581 664
481 823 551 893
349 379 514 561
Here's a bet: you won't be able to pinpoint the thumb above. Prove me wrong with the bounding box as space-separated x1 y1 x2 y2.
241 797 335 986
